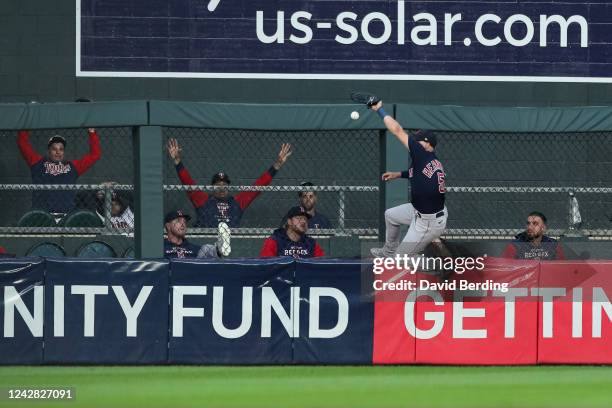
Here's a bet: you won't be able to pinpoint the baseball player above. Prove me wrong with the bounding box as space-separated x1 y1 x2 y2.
163 209 231 259
369 100 447 258
502 212 565 260
260 206 325 258
167 138 292 227
17 129 101 214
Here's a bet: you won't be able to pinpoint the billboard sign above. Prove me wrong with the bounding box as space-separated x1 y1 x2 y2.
77 0 612 82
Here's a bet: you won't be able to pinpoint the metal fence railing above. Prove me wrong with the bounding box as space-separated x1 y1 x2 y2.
3 102 612 258
162 127 382 234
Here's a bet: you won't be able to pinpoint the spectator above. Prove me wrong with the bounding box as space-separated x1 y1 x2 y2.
298 182 332 229
109 191 134 229
260 206 325 258
502 211 565 260
167 138 292 227
75 182 134 229
163 210 231 259
0 246 5 254
17 128 101 214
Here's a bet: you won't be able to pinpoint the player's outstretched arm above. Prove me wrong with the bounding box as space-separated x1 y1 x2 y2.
381 171 402 181
371 102 409 149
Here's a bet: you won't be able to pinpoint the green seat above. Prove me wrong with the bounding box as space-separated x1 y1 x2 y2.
76 241 117 258
59 210 104 228
123 247 135 258
26 242 66 257
17 210 56 228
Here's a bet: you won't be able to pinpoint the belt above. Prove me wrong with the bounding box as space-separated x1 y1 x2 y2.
415 210 445 218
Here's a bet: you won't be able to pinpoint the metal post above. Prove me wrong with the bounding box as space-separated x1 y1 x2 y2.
338 189 346 231
103 185 112 231
133 126 164 258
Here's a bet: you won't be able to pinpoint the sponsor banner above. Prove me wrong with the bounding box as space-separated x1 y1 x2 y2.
1 258 611 365
169 258 295 364
0 259 44 364
413 259 540 365
293 260 373 364
537 261 612 364
373 258 540 364
79 0 612 82
44 259 169 364
372 266 417 364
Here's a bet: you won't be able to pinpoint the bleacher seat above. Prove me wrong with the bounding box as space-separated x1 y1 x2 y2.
76 241 117 258
123 247 135 258
59 210 104 228
26 242 66 257
17 210 56 228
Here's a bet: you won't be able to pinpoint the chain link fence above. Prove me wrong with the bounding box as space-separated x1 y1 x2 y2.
0 128 135 256
2 124 612 257
162 127 382 236
432 130 612 239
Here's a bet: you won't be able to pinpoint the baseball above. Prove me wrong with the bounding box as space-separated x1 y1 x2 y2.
350 111 359 120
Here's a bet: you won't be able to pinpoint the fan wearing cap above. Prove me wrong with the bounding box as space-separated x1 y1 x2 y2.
369 100 448 258
163 210 230 259
17 128 101 214
298 182 332 229
260 206 325 258
167 138 292 228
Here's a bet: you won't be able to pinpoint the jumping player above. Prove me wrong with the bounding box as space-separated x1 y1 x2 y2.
17 129 101 214
167 138 292 227
369 100 448 258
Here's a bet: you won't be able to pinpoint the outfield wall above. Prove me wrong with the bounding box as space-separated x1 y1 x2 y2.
2 258 611 365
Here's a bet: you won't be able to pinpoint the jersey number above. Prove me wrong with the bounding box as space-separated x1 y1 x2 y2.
437 173 446 193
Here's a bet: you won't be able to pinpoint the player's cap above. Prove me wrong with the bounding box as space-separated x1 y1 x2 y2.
285 206 312 219
47 135 66 148
164 209 191 224
211 172 231 185
413 130 437 147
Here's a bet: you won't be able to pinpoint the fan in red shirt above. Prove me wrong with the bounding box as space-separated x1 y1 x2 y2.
261 206 324 258
17 128 101 214
167 138 292 228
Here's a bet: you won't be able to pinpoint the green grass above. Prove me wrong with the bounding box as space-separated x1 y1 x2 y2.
1 366 612 407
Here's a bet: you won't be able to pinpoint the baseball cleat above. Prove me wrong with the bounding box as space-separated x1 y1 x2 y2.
370 247 385 258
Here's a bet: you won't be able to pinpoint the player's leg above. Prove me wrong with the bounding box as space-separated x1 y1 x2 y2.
396 209 447 257
370 203 415 257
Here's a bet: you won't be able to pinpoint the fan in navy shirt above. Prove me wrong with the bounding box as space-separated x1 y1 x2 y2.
502 212 564 260
298 182 332 229
260 206 325 258
167 138 292 228
163 210 230 259
18 129 101 214
369 100 448 258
